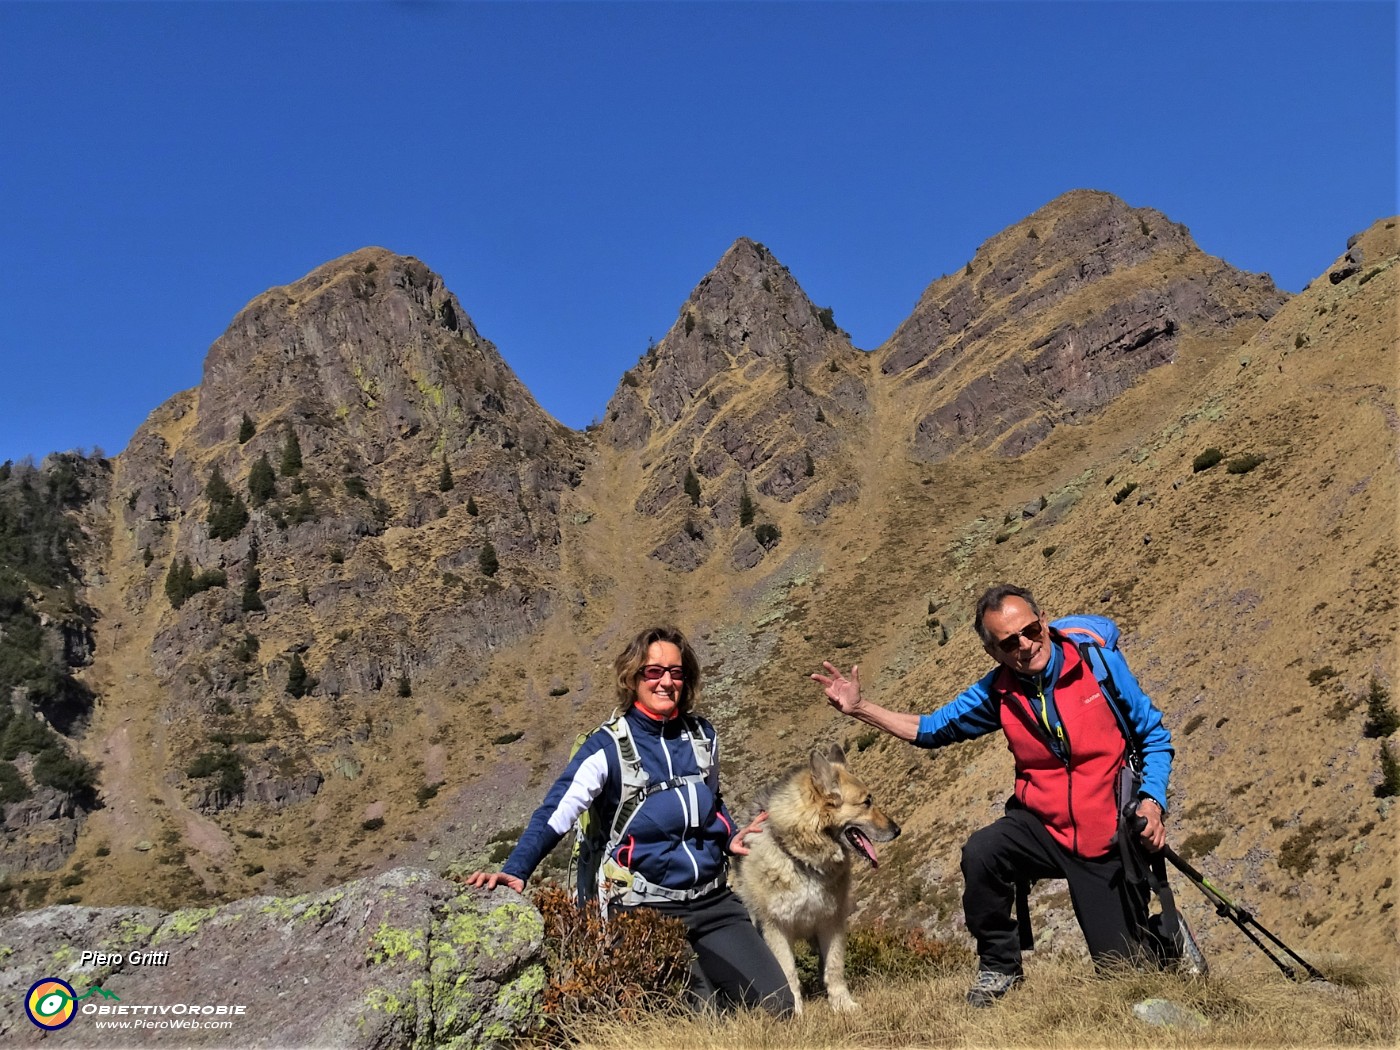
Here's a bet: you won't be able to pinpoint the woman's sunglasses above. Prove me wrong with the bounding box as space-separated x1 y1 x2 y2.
640 664 686 682
992 619 1044 654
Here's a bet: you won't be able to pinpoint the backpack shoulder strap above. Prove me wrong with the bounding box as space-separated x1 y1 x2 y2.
1067 636 1142 767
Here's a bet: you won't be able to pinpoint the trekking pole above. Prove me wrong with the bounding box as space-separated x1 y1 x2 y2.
1157 844 1328 982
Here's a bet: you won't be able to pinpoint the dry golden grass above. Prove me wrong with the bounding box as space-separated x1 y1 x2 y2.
546 956 1399 1050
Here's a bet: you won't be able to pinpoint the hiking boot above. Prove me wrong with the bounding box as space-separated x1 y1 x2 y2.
966 969 1022 1008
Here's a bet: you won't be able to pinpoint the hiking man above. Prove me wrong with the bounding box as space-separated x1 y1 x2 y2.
812 583 1174 1007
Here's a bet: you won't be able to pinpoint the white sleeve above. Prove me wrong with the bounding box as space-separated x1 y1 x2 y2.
544 748 610 835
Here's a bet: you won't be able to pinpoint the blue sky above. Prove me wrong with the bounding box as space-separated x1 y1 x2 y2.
1 1 1394 465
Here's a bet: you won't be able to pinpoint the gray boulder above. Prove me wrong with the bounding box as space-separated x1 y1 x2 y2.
0 868 544 1048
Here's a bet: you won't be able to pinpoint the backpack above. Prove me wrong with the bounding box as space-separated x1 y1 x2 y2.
1050 616 1206 974
566 710 714 916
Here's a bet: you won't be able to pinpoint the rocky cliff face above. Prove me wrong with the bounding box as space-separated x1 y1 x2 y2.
879 190 1287 460
599 239 871 570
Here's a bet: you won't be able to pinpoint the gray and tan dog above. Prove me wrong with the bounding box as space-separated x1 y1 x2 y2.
732 743 901 1013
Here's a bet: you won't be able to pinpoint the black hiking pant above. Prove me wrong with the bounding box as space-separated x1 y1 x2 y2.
960 806 1144 976
627 886 795 1017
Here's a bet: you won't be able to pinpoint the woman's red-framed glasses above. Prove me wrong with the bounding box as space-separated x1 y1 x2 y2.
640 664 686 682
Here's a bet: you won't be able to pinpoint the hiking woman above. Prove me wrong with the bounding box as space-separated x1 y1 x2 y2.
463 624 794 1016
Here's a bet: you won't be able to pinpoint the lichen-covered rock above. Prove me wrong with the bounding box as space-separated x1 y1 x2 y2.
0 868 544 1048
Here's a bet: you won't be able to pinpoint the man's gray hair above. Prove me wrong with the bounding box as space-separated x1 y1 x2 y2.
974 584 1041 644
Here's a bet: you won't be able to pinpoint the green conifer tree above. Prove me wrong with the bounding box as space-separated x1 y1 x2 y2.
739 481 755 527
286 654 310 698
684 467 701 507
466 495 479 516
248 453 277 507
237 414 256 444
165 556 195 609
209 493 249 541
479 538 499 578
280 430 303 477
206 465 233 505
438 460 454 492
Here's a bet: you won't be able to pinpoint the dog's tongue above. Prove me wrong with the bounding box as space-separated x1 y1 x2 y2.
847 828 879 868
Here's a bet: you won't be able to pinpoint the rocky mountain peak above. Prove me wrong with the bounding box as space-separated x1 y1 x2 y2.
601 238 858 451
878 190 1287 461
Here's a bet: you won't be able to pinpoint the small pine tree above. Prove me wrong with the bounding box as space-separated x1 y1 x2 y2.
397 675 412 698
1378 741 1400 799
248 453 277 506
206 465 234 505
466 495 479 516
804 452 815 478
479 539 499 578
209 493 249 541
739 482 755 527
165 556 195 609
684 468 701 507
280 430 303 477
237 413 256 443
438 460 454 492
241 562 264 613
1363 678 1399 738
286 654 310 698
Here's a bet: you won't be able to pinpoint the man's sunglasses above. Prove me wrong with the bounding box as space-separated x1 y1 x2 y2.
640 664 686 682
992 619 1044 654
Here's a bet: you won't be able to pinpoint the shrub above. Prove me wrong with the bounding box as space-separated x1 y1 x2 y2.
549 686 570 697
533 883 690 1031
1042 545 1057 558
247 454 277 506
754 522 781 549
415 784 439 806
237 414 255 443
683 468 700 507
804 452 814 478
1178 830 1224 860
1308 666 1339 686
466 496 479 516
738 482 754 527
1192 447 1223 472
437 462 454 493
33 749 98 798
0 760 30 804
286 654 312 698
397 675 411 698
1 715 57 760
492 731 524 746
361 817 385 832
1378 742 1400 798
280 430 303 477
1363 678 1399 738
208 494 248 541
852 729 880 753
1226 453 1265 474
1113 482 1139 504
345 475 370 500
815 306 839 334
186 749 244 796
479 539 499 578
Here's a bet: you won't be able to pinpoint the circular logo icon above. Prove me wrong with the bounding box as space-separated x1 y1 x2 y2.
26 978 77 1030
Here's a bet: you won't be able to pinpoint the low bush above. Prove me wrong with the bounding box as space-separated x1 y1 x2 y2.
1192 447 1223 472
1226 453 1265 474
533 883 691 1032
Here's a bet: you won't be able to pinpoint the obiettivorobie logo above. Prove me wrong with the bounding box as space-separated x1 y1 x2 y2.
24 979 119 1030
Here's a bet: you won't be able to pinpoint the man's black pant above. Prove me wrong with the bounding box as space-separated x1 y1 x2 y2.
960 806 1143 976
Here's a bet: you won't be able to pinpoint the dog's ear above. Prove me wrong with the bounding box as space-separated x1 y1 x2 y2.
809 749 841 796
826 742 846 766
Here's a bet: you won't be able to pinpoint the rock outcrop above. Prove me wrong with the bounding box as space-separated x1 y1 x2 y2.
878 190 1288 461
0 868 544 1048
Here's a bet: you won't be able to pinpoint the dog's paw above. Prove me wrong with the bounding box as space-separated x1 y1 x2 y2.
828 992 861 1013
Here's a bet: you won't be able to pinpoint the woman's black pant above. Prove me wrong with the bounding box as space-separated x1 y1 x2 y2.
960 806 1143 976
631 886 794 1017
